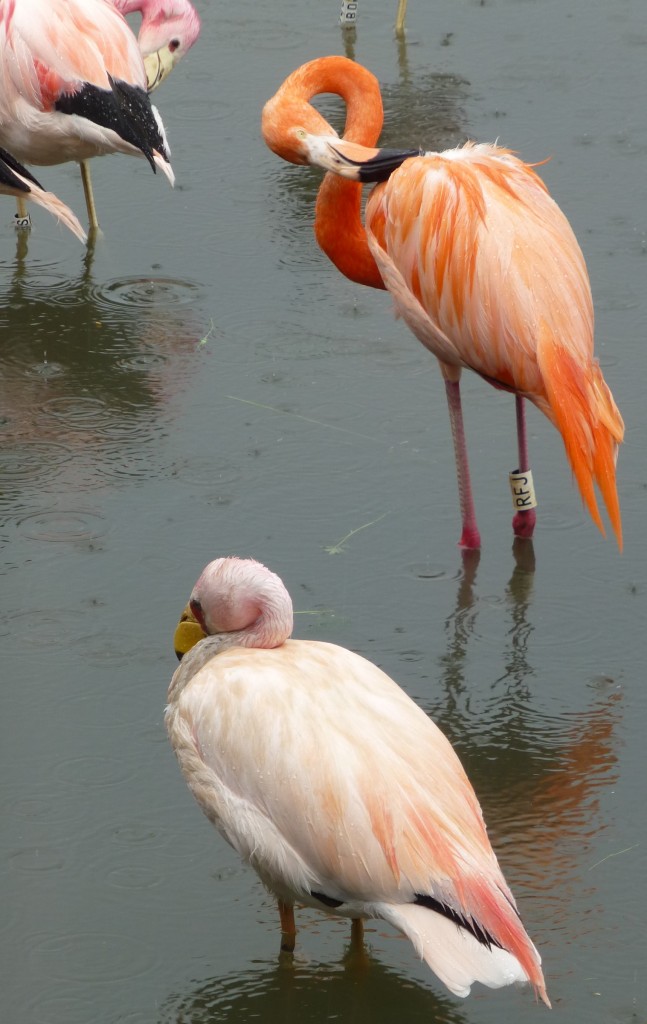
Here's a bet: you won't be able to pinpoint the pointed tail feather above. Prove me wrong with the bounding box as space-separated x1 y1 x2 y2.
537 324 624 550
27 187 87 242
381 903 550 1006
153 152 175 187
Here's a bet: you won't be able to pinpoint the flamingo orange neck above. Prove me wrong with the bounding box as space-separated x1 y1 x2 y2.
264 56 387 291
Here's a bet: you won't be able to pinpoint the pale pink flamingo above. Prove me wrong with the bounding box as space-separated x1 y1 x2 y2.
0 146 85 239
111 0 201 92
0 0 174 231
167 556 550 1006
262 57 624 550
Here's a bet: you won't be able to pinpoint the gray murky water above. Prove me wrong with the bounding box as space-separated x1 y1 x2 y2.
1 0 646 1021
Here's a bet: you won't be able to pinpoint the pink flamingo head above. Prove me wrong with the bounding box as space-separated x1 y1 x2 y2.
113 0 201 90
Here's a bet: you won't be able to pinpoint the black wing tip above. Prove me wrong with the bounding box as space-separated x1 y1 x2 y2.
413 893 503 951
55 78 165 173
310 890 344 908
0 148 43 192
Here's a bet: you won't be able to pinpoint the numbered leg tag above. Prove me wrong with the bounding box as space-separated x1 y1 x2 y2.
509 469 537 510
14 212 32 229
339 0 358 24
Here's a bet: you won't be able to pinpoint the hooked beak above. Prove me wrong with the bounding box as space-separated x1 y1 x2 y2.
144 46 180 93
305 136 419 183
349 146 420 183
174 602 207 660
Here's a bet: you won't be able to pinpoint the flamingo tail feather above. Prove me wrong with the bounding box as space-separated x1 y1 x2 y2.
537 323 624 549
381 902 550 1007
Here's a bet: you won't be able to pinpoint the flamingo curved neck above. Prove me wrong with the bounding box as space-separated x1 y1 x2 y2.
285 57 383 148
308 59 385 291
266 57 386 291
315 175 385 290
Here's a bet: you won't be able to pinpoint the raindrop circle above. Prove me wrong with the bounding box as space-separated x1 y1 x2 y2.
40 396 113 430
9 847 66 873
93 276 201 310
0 442 73 486
29 931 157 983
17 508 107 543
28 992 97 1024
54 755 133 788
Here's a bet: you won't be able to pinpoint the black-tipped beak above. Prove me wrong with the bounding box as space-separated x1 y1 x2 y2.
343 147 420 183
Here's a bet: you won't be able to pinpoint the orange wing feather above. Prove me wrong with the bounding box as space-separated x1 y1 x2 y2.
367 143 624 545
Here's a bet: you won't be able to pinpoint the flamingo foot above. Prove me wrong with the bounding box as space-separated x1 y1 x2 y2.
512 507 536 539
458 524 481 550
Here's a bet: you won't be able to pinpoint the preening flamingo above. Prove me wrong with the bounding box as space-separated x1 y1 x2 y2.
0 147 86 240
0 0 175 232
262 57 624 550
111 0 201 92
167 556 550 1006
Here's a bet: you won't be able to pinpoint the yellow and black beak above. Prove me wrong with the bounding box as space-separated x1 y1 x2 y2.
144 46 180 93
174 602 207 660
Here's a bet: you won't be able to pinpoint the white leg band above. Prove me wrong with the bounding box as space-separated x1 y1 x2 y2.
509 469 538 511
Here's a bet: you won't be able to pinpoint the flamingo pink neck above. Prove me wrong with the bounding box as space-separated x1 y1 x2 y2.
192 557 293 650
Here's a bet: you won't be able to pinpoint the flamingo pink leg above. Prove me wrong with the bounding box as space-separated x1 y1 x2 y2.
445 379 481 550
512 396 537 539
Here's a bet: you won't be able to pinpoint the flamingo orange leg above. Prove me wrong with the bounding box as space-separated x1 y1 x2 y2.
278 899 296 953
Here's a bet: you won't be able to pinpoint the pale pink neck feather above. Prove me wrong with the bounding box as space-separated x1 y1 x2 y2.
194 558 293 651
112 0 145 14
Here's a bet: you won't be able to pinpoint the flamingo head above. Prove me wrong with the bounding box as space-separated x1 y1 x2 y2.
261 93 340 167
136 0 202 92
173 557 293 660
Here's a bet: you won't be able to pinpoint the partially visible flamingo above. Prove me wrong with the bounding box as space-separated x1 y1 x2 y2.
0 147 85 240
339 0 408 35
262 57 624 550
0 0 175 231
111 0 201 92
167 556 550 1006
395 0 407 33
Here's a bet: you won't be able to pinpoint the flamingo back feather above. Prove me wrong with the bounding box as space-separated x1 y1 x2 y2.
169 637 548 1002
366 143 623 544
2 0 146 100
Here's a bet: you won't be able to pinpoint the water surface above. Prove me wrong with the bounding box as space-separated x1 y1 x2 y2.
1 1 645 1022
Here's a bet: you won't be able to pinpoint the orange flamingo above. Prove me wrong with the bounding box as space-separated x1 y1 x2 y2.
168 556 550 1005
262 56 624 550
0 147 85 239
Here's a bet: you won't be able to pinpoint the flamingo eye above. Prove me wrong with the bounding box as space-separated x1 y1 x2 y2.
189 597 203 623
169 38 180 52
